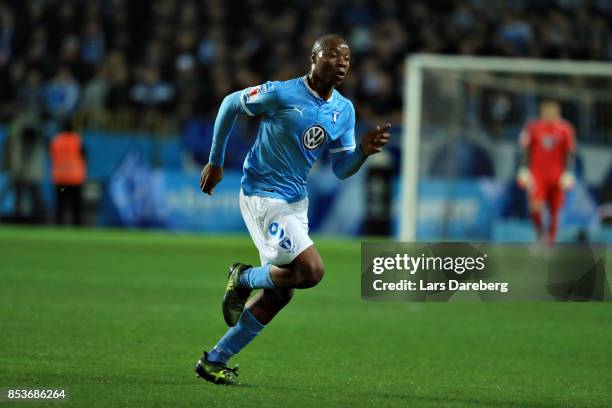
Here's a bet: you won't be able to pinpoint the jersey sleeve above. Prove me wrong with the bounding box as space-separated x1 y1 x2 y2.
239 81 279 116
565 124 576 152
519 123 532 148
329 102 356 154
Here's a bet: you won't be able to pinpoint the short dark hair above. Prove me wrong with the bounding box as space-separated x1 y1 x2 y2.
312 34 348 54
540 99 560 108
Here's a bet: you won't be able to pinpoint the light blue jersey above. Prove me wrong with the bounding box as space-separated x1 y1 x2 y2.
238 77 356 202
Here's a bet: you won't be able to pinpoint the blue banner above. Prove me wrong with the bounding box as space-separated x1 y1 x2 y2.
102 154 601 240
156 170 244 232
415 178 504 240
105 152 244 232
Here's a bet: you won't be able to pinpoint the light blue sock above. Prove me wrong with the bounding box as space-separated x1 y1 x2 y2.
207 308 265 365
239 264 276 289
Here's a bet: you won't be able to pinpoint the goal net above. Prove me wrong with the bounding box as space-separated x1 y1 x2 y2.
399 55 612 242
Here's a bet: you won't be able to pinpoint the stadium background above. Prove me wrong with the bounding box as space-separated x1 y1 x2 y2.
1 0 611 241
2 1 612 407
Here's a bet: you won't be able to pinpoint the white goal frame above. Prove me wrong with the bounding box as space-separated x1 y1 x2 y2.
400 54 612 241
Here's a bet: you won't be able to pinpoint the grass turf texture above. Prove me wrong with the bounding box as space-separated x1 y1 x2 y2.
1 226 611 408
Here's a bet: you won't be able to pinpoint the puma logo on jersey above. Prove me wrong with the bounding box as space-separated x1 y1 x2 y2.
290 106 305 116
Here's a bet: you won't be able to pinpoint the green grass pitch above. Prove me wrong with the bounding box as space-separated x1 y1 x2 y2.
1 227 611 407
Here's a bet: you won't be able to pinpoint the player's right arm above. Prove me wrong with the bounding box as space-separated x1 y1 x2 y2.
200 83 278 195
516 123 533 190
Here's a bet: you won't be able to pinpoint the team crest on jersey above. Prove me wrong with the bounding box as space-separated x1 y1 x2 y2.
541 135 556 150
302 125 326 150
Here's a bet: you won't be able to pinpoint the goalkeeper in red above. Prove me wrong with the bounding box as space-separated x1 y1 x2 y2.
516 100 576 245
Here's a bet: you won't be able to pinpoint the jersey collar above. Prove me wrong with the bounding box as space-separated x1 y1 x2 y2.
302 76 334 103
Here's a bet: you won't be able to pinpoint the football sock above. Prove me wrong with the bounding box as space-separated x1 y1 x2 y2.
207 308 265 365
549 210 559 244
530 210 543 239
239 264 276 289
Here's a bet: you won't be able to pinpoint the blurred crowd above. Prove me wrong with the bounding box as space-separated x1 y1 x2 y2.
1 0 612 133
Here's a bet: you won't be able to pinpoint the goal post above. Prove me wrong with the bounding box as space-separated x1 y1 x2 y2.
400 54 612 242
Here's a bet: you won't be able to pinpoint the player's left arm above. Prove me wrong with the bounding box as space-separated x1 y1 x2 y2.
560 124 577 190
331 123 391 180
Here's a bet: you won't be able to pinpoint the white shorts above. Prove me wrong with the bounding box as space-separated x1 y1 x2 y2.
239 189 313 266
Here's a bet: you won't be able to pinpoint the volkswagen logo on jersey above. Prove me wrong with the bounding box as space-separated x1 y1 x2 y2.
302 125 326 150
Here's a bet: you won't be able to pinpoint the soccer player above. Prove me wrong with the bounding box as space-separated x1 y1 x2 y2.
195 34 391 385
516 99 576 245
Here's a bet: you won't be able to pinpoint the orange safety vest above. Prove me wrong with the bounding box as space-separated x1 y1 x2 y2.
50 132 86 185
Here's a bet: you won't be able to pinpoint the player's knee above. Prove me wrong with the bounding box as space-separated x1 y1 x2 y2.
529 201 542 213
299 260 324 288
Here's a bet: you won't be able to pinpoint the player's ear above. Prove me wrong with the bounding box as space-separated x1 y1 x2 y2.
310 51 317 65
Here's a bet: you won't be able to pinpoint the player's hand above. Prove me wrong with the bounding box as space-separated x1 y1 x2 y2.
516 167 532 191
361 123 391 156
200 163 223 195
559 171 575 190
